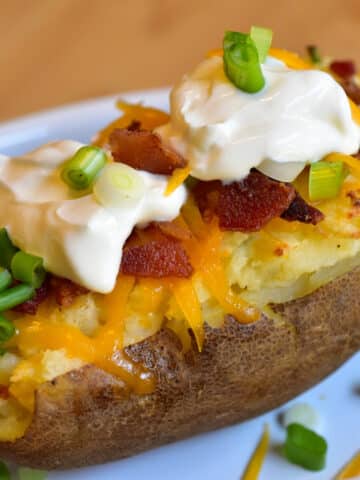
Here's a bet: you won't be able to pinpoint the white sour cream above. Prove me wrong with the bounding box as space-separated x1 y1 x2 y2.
157 56 360 182
0 141 186 293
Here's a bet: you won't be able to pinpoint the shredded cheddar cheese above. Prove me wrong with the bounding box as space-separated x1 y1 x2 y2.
269 48 312 70
241 424 270 480
165 165 191 196
336 451 360 479
170 278 204 351
325 152 360 177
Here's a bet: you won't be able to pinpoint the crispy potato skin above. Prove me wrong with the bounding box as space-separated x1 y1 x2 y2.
1 267 360 469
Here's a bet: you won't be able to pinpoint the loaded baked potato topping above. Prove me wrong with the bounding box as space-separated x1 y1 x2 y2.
1 27 360 444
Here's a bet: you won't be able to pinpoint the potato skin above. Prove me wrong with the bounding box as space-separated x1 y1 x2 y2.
1 266 360 470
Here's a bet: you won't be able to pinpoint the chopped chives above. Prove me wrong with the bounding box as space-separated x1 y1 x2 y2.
0 284 35 312
250 26 273 63
0 269 12 293
283 423 327 471
0 461 10 480
11 251 46 288
93 163 145 208
307 45 322 64
223 31 265 93
0 228 19 270
61 145 107 190
0 314 15 343
184 175 198 190
309 160 347 201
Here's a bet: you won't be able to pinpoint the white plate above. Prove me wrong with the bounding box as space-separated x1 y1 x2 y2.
0 90 359 480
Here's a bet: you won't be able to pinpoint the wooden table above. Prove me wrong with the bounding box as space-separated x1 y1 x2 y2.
1 0 359 121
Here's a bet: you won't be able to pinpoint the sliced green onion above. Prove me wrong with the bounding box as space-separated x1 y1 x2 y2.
0 284 35 312
283 423 327 471
184 175 198 190
61 145 107 190
0 461 10 480
0 228 19 270
307 45 322 64
283 403 321 432
309 160 347 201
0 314 15 343
18 467 47 480
250 26 273 63
0 269 11 293
11 251 46 288
223 31 265 93
93 163 145 208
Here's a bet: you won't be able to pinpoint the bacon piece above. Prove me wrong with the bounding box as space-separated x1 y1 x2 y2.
330 60 356 80
347 189 360 207
12 279 49 315
281 193 324 225
217 171 296 232
50 277 89 308
0 385 9 399
109 128 187 175
342 79 360 105
192 180 222 222
127 120 141 131
121 240 193 278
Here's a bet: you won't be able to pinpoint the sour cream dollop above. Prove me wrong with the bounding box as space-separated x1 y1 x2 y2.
0 141 186 293
157 56 360 182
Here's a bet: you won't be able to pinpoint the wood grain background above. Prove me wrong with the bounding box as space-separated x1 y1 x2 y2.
1 0 360 121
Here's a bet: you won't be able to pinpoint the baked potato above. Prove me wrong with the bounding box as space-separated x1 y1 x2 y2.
1 35 360 471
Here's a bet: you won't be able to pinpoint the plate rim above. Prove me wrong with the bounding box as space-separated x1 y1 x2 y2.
0 86 171 130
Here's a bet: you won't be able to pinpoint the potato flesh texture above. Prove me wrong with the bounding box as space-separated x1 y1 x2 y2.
0 264 359 469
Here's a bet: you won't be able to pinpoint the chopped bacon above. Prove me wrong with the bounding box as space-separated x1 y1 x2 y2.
192 180 222 222
50 277 89 308
109 128 187 175
121 240 193 278
0 385 9 399
216 171 296 232
12 279 49 315
347 189 360 207
342 79 360 105
330 60 356 80
281 192 324 225
127 120 141 131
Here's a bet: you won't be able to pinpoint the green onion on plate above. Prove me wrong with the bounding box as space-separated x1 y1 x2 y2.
61 145 107 190
0 269 12 293
283 422 327 471
0 314 15 343
11 251 46 288
250 26 273 63
309 160 347 201
0 461 10 480
93 163 145 208
0 228 19 270
0 284 35 312
223 31 265 93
